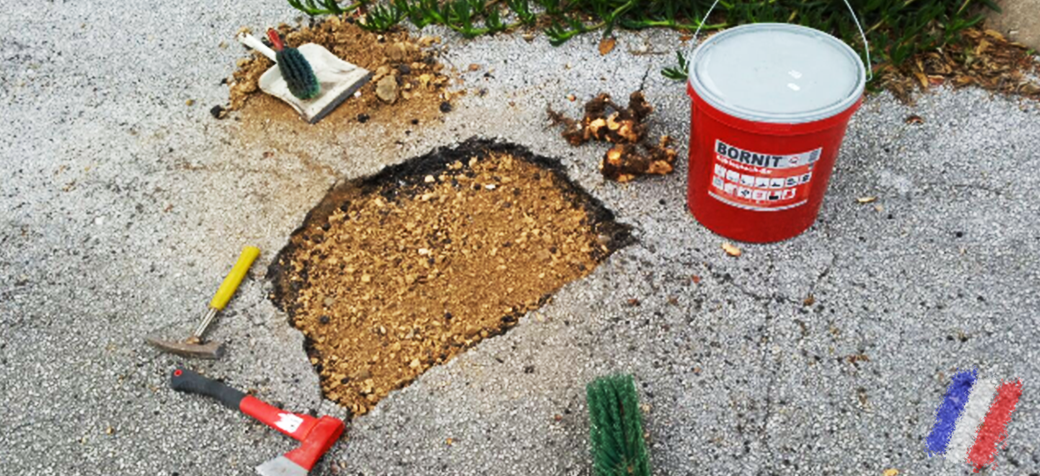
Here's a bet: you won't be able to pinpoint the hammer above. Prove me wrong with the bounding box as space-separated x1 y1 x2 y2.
146 246 260 359
171 368 345 476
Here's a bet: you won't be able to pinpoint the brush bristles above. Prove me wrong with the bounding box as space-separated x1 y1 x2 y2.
586 374 651 476
276 48 320 100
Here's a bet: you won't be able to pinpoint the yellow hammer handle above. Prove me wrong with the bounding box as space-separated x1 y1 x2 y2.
209 246 261 310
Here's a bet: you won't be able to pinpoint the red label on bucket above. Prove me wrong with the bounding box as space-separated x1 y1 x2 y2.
708 140 820 211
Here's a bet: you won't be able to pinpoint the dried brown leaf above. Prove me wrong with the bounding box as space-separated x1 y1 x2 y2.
914 71 929 89
721 242 741 257
598 37 616 56
976 39 990 56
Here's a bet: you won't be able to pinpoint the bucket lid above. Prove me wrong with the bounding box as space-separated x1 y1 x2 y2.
688 23 866 124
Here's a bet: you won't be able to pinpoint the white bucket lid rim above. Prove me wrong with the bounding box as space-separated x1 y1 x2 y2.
689 23 866 124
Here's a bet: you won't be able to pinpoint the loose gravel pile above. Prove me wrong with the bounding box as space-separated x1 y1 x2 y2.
270 141 631 415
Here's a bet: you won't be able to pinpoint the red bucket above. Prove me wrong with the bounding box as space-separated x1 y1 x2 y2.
686 24 867 243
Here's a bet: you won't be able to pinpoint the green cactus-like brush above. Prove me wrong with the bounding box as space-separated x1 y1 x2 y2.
267 29 320 100
587 374 651 476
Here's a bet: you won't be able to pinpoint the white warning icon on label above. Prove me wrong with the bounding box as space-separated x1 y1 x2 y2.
708 141 820 211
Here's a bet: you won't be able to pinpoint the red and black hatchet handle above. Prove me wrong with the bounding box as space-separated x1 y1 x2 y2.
170 368 319 441
170 368 246 410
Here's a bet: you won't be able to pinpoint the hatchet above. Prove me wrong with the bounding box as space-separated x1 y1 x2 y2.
170 368 345 476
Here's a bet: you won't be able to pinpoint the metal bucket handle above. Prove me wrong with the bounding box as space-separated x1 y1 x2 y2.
692 0 873 81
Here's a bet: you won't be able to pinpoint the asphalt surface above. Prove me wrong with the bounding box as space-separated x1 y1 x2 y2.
2 1 1039 475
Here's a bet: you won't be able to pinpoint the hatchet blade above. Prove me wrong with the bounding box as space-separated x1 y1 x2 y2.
256 455 309 476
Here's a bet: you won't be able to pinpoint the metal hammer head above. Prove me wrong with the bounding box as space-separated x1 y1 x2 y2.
256 416 345 476
145 336 224 359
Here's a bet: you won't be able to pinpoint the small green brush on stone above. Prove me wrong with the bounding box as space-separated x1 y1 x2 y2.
267 29 320 100
586 374 651 476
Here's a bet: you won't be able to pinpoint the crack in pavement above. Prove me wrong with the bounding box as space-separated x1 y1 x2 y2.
639 63 652 92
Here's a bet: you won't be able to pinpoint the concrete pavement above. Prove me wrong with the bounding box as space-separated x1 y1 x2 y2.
2 1 1039 475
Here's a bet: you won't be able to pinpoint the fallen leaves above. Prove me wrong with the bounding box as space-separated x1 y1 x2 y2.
883 469 900 476
880 27 1040 104
856 196 877 204
904 115 924 125
550 92 652 146
601 137 678 183
721 242 741 257
548 92 677 182
598 37 617 56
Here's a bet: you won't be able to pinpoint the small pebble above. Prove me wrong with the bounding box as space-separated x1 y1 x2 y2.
210 105 227 119
439 101 452 113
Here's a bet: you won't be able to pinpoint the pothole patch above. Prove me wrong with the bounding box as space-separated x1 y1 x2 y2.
268 138 632 416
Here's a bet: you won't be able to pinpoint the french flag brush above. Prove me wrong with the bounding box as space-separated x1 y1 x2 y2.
925 368 1023 472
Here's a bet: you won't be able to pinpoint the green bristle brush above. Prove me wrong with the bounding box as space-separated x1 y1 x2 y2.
267 29 320 100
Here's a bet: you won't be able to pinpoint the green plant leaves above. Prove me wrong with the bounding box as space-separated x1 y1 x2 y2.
661 51 689 81
283 0 1000 81
288 0 359 16
659 0 999 84
360 2 406 31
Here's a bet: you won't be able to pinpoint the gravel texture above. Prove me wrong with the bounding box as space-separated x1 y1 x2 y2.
2 1 1039 475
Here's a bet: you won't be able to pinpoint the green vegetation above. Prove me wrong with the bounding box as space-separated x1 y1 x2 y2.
586 374 651 476
287 0 999 78
661 51 689 81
